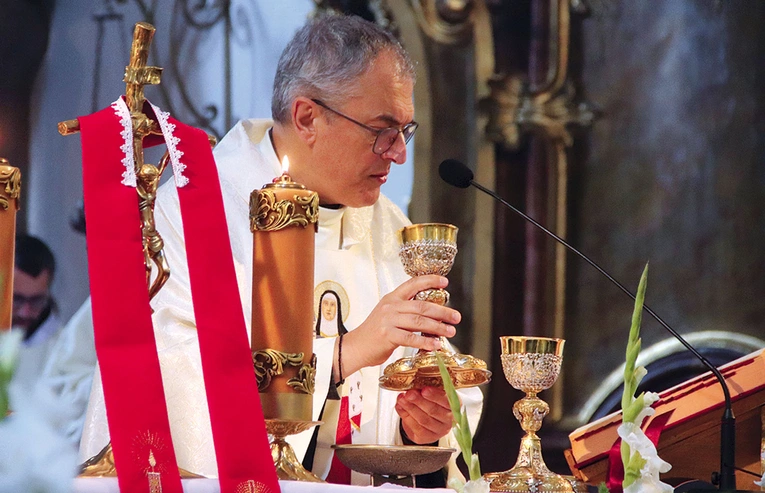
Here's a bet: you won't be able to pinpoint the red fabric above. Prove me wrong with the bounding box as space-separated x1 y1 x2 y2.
326 395 352 484
80 105 183 493
169 116 280 493
606 410 674 493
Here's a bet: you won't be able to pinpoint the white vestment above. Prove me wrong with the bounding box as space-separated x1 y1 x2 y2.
12 312 63 390
39 298 96 445
80 119 483 484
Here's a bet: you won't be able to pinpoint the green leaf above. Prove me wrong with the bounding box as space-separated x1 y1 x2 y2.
436 352 481 481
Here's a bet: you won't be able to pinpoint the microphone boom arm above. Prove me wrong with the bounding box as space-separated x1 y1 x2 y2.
469 178 737 490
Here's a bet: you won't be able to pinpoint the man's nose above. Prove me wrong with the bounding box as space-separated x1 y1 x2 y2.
14 302 34 318
382 133 407 164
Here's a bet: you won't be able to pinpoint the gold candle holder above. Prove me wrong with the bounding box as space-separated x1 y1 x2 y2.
250 168 321 482
380 223 491 391
483 337 585 493
0 159 20 331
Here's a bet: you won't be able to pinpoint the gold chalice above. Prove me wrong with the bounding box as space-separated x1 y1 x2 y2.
484 337 584 492
379 223 491 391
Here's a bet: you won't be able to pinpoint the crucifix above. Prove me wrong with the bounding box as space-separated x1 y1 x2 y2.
60 21 207 479
60 21 172 302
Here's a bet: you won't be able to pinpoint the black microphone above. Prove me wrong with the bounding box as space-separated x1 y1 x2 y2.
440 158 738 491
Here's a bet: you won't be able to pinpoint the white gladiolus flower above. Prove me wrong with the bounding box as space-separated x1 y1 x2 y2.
618 404 673 493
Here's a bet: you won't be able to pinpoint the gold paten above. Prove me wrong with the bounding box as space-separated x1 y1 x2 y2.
483 336 583 492
266 419 323 482
250 177 319 233
331 444 456 487
381 224 491 391
0 161 21 211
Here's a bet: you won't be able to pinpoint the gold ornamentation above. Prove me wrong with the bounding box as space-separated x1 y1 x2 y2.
483 337 585 492
250 189 319 232
411 0 476 45
287 353 316 395
265 419 324 482
0 161 21 211
235 480 275 493
383 223 491 391
380 348 491 391
252 349 304 391
482 75 594 151
147 450 162 493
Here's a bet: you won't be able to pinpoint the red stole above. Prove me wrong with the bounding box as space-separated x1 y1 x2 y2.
79 101 279 493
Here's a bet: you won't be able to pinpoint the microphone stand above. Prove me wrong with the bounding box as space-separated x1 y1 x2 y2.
468 179 740 491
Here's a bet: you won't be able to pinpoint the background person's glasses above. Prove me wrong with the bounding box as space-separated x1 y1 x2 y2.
312 99 418 155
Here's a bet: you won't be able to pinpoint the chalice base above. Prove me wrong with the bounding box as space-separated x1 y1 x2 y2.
379 345 491 391
484 468 585 492
267 419 324 482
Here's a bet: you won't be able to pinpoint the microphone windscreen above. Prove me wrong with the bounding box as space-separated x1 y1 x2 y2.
439 159 474 189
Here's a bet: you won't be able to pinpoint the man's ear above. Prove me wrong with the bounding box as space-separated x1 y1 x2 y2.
292 97 318 146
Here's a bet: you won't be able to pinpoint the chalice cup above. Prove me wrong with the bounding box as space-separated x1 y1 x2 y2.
483 337 583 492
380 223 491 391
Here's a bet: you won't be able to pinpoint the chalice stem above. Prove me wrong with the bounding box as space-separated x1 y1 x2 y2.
512 432 552 475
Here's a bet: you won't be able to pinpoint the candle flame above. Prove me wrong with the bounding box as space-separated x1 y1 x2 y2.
281 155 290 175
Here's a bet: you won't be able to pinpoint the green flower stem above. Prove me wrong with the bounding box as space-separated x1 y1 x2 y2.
620 263 649 489
436 352 481 481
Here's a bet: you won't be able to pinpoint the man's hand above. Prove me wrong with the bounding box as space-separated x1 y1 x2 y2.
396 387 453 445
338 275 461 378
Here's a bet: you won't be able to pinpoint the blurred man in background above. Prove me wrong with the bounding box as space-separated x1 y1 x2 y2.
12 234 62 388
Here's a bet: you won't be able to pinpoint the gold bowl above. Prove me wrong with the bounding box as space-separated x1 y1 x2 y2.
331 444 456 477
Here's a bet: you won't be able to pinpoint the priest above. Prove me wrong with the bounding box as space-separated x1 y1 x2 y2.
81 14 483 486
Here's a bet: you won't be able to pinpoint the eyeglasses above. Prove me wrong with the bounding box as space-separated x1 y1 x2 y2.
312 99 418 155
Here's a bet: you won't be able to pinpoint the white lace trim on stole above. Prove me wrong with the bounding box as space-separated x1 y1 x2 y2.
111 98 136 187
150 101 189 188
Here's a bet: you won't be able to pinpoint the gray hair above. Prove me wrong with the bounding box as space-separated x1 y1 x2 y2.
271 14 415 124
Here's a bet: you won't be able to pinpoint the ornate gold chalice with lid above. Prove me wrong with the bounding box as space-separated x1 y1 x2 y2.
483 336 586 492
379 223 491 391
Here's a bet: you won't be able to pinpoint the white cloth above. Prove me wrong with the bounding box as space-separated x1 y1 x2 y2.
12 312 62 390
39 298 96 445
72 477 454 492
80 119 483 484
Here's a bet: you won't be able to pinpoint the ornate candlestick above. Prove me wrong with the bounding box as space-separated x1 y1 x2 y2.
380 223 491 391
0 159 20 331
250 158 322 481
483 336 585 492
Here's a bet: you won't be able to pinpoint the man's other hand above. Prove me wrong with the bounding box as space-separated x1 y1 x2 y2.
396 387 453 445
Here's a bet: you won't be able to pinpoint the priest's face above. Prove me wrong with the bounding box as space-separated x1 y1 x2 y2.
310 50 415 208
